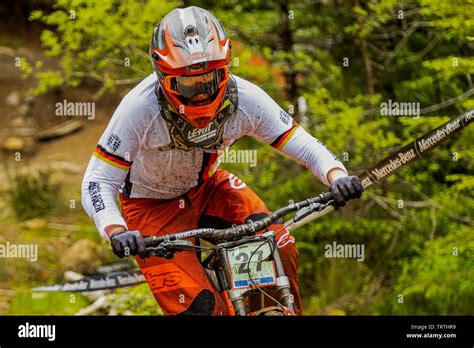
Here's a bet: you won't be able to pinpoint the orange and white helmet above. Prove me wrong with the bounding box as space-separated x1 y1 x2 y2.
151 6 231 128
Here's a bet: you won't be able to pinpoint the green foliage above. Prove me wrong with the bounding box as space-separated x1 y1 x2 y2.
419 0 474 40
7 169 63 221
26 0 179 96
8 291 90 315
376 226 473 315
110 284 163 315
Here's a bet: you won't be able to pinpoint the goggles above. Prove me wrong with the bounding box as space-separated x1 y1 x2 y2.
164 66 229 103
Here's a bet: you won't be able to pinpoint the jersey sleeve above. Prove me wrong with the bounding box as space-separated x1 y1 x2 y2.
246 84 347 186
81 98 140 240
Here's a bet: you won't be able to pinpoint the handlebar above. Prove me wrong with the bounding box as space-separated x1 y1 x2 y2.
144 191 333 248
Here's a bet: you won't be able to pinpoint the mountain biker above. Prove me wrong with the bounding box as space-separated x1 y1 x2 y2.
81 6 363 315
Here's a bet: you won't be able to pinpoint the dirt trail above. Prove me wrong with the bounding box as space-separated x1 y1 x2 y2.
0 30 125 184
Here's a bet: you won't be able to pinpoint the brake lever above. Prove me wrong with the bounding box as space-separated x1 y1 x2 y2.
293 199 335 222
146 240 194 259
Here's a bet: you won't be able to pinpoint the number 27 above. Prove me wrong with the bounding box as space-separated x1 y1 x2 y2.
235 250 264 274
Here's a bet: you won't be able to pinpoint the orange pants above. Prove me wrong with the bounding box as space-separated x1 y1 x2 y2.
120 169 301 315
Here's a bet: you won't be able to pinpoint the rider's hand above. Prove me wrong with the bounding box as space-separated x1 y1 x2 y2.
330 175 363 207
110 230 147 259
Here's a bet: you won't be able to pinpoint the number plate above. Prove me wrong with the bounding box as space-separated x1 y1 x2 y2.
227 242 276 289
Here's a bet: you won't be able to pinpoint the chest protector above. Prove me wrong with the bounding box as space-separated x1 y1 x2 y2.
156 75 238 152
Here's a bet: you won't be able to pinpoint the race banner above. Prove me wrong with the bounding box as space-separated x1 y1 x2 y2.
288 109 473 230
32 270 145 292
359 110 473 189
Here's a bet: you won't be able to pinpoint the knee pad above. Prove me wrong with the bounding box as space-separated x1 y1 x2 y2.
177 289 215 316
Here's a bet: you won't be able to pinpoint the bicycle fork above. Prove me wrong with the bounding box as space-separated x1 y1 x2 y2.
222 236 296 315
272 244 296 313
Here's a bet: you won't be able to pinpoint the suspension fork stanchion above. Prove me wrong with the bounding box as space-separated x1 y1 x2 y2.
227 289 247 316
217 246 247 316
271 237 296 313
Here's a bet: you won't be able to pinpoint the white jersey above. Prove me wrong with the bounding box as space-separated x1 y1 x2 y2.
82 74 347 238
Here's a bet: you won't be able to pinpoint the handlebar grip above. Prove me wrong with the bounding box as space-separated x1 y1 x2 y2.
143 236 165 247
143 237 154 247
321 191 333 202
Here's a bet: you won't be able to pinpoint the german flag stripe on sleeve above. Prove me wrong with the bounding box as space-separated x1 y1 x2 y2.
271 123 299 150
93 144 132 171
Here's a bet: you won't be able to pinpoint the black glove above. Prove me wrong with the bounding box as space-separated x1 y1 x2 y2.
110 230 147 259
330 175 363 207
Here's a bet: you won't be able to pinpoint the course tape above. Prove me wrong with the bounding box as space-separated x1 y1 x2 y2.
33 270 145 292
360 110 473 189
287 110 473 231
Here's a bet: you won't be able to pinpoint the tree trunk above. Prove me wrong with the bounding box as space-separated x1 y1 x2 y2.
279 1 298 118
354 0 374 97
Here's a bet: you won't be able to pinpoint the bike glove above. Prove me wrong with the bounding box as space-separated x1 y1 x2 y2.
110 230 147 259
330 175 363 207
